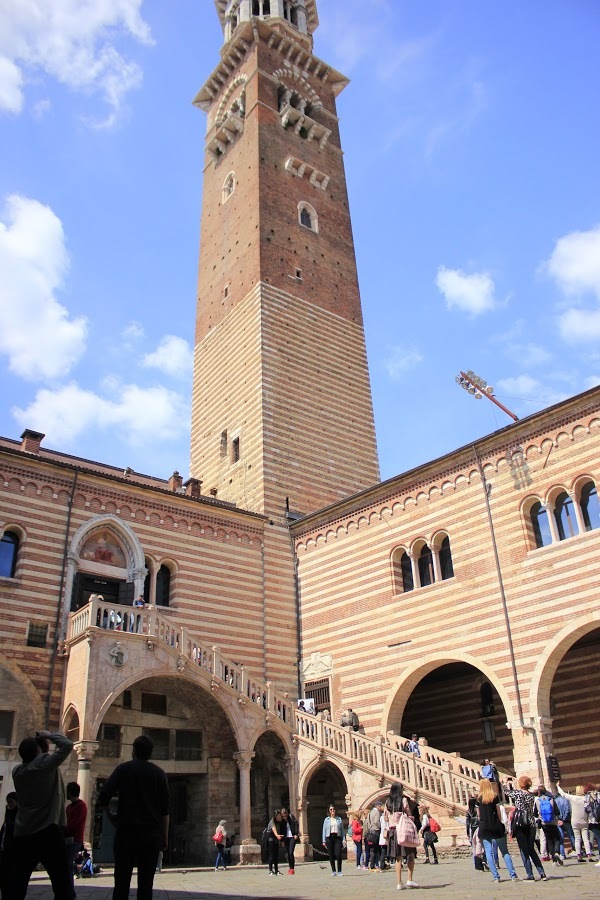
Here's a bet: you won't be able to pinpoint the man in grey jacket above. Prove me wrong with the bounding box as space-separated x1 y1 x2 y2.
11 730 74 900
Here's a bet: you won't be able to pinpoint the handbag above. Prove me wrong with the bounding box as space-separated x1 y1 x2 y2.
366 830 380 846
397 813 419 848
212 831 222 842
510 806 529 835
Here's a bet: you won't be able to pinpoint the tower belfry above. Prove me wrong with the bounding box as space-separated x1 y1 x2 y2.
191 0 380 517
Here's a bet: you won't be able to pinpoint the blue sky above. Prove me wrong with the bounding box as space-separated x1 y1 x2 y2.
1 0 599 485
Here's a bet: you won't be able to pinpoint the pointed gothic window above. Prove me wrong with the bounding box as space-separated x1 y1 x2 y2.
400 552 414 593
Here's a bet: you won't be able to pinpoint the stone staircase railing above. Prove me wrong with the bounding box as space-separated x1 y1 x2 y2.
67 600 498 814
66 598 295 728
294 711 493 813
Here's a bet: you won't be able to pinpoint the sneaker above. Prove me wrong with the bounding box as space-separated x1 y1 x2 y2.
554 856 563 866
541 856 550 862
433 859 439 864
540 874 548 881
494 878 501 883
337 872 343 876
397 885 407 891
524 875 535 881
407 881 420 888
268 871 274 876
587 856 595 862
331 872 337 876
511 875 519 881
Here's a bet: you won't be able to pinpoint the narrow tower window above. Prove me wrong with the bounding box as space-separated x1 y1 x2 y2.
220 430 228 457
298 202 318 233
531 501 552 548
0 530 19 578
232 436 240 463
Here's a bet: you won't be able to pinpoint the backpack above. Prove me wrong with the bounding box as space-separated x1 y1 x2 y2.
429 816 441 833
587 795 600 822
538 795 554 823
80 857 94 878
260 826 271 848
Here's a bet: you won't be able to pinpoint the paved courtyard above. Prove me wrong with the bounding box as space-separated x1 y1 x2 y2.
25 856 600 899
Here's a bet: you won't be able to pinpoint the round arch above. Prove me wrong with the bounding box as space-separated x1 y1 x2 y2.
529 612 600 720
89 667 247 750
302 760 349 850
381 652 516 737
0 651 45 730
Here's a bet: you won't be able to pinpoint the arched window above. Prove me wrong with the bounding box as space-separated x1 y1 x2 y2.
531 501 552 548
439 536 454 580
554 491 578 541
222 172 235 203
0 530 19 578
481 682 495 717
252 0 270 14
284 1 299 27
418 545 435 587
156 565 171 607
581 481 600 531
298 202 317 232
400 552 414 593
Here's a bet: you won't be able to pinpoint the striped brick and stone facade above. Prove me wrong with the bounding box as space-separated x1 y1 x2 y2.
1 0 599 868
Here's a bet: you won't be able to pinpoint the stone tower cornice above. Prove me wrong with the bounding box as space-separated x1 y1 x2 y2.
194 18 348 113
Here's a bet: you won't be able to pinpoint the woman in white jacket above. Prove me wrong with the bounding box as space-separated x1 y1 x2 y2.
556 782 593 861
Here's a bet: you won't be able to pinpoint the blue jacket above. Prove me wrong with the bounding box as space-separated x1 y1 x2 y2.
554 793 571 821
322 815 344 842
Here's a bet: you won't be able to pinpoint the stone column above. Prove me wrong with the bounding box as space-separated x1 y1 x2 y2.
508 719 547 785
74 741 99 845
409 551 419 589
234 750 260 864
545 504 559 544
571 493 586 534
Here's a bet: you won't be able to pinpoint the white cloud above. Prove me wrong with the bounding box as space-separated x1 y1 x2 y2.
0 0 153 126
12 381 189 446
0 55 23 113
436 265 496 315
496 375 568 407
559 307 600 343
0 194 87 380
505 342 551 367
383 346 423 380
545 225 600 298
142 335 194 379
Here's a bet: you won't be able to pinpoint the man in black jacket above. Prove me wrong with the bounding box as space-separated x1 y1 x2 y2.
280 807 300 874
98 735 169 900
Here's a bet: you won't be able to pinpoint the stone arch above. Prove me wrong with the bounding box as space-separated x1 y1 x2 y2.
69 514 145 574
529 613 600 721
381 652 515 739
0 651 45 737
62 704 80 742
303 760 349 848
89 667 247 750
215 74 248 126
250 730 291 835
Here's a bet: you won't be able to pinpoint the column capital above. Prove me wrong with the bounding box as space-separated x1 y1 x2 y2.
234 750 255 769
74 740 100 763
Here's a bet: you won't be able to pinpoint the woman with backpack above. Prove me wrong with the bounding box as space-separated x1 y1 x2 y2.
419 805 439 864
476 778 518 883
386 782 420 890
584 783 600 859
504 776 547 881
534 786 563 867
266 809 285 876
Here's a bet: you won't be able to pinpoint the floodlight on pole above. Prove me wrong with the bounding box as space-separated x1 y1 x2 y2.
455 370 519 421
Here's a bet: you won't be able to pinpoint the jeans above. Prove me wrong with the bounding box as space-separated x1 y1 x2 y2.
558 820 575 856
13 824 73 900
589 823 600 853
326 834 343 873
215 842 226 869
354 839 363 865
482 836 516 880
66 838 82 898
369 843 381 869
514 825 545 878
113 829 161 900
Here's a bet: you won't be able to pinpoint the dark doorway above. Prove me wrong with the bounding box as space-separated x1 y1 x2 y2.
71 573 132 611
305 763 348 858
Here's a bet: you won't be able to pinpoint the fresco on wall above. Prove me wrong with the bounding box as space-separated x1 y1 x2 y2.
80 531 126 568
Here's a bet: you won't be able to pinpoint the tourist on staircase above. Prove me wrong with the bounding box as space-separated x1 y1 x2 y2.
556 781 592 860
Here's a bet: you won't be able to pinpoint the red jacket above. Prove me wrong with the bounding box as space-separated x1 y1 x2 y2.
65 798 87 844
351 819 363 841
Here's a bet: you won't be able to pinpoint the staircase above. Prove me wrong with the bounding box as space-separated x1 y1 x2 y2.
67 599 492 819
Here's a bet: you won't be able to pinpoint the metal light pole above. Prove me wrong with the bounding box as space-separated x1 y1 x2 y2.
455 370 519 422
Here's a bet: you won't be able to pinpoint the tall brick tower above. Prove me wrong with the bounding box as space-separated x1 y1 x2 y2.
191 0 380 518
